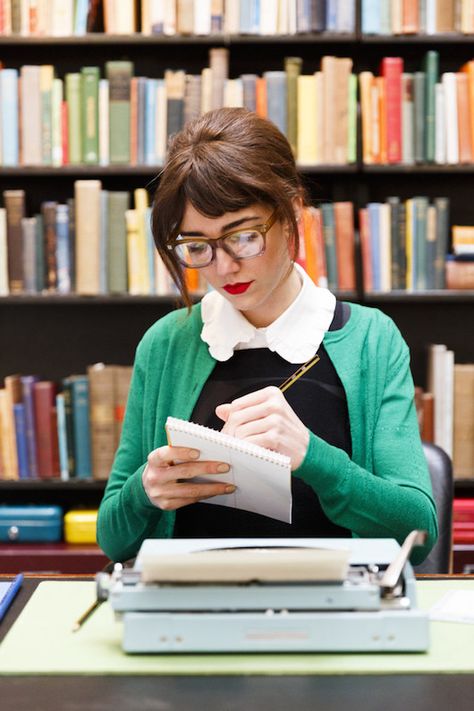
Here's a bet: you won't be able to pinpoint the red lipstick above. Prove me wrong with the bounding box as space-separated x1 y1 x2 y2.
223 281 253 295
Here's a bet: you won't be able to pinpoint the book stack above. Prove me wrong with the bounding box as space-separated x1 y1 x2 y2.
359 51 474 166
0 364 132 482
359 196 450 292
446 225 474 289
0 50 356 169
453 499 474 545
362 0 474 36
297 203 356 292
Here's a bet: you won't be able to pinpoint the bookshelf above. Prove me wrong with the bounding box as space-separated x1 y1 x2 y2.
0 1 473 570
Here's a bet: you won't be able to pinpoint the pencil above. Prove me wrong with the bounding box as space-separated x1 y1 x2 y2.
72 597 102 633
279 354 320 394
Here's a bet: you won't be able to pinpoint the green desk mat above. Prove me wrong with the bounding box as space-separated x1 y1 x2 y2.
0 580 473 675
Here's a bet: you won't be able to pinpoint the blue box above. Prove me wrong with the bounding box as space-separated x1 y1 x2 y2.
0 505 63 543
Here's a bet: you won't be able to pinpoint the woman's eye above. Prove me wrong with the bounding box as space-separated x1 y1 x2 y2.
188 243 207 254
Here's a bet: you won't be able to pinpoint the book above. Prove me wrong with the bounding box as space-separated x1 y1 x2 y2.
74 179 102 294
32 380 60 479
106 60 133 164
4 189 25 293
165 416 291 523
453 364 474 479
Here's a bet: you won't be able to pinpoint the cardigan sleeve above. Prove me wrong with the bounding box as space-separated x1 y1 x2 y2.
96 335 171 563
293 323 439 566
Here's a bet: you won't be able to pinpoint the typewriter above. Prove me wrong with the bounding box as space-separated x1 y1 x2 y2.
97 531 429 653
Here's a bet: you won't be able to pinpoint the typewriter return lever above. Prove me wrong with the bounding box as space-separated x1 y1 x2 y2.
379 530 427 598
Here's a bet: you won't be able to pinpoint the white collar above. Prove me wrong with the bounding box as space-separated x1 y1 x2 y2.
200 263 336 363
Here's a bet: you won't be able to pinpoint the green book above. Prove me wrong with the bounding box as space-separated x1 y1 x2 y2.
414 196 429 291
107 191 129 293
106 60 134 164
434 197 450 290
81 66 100 164
65 73 82 164
321 203 338 292
413 72 426 164
423 51 439 163
284 56 302 156
40 65 54 165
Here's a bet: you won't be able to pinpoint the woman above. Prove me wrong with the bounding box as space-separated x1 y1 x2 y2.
97 107 438 564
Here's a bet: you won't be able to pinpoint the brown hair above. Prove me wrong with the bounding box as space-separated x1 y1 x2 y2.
151 107 307 307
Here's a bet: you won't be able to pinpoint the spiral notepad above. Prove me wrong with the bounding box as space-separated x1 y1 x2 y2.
165 416 292 523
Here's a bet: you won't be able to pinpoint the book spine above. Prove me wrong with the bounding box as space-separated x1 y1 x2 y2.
264 71 288 137
65 73 82 164
81 66 100 164
33 380 60 479
21 374 39 479
71 376 92 479
56 203 72 293
4 189 26 293
13 403 29 479
74 179 102 294
413 71 426 163
423 50 439 162
41 201 58 291
106 60 133 164
0 69 19 166
380 57 403 163
321 203 338 291
434 197 449 289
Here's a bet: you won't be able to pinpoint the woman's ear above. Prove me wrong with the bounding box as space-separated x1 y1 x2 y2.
292 195 304 224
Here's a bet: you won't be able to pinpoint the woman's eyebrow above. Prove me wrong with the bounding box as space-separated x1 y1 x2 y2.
179 215 262 237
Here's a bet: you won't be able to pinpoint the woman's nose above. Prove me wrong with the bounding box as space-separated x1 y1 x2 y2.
214 247 239 276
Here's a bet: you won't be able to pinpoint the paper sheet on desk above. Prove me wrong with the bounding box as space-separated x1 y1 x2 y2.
430 590 474 624
166 416 292 523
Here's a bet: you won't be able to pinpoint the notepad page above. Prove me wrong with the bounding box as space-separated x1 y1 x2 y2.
165 417 292 523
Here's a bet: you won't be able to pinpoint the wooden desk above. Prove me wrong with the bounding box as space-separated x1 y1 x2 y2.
1 575 474 711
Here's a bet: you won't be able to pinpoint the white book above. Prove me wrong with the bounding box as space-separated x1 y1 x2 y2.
0 209 8 296
444 349 455 459
337 0 355 33
20 65 42 165
165 416 292 523
287 0 297 34
277 0 289 34
51 78 63 166
402 74 414 165
434 82 446 164
296 75 317 165
442 73 459 165
223 78 243 107
427 344 447 453
115 0 136 33
391 0 402 34
379 202 391 292
194 0 211 34
425 0 436 34
51 0 74 36
260 0 278 34
164 0 177 34
99 79 110 166
224 0 239 33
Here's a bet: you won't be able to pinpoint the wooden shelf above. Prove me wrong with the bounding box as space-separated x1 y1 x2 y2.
0 164 360 176
363 291 474 303
0 479 106 491
0 32 358 45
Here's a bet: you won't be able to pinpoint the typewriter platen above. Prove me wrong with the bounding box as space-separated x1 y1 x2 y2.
97 531 430 654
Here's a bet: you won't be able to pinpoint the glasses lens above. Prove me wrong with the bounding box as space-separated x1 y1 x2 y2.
174 241 212 267
224 230 264 259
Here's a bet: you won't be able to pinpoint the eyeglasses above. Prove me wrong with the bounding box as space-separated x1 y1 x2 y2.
167 209 278 269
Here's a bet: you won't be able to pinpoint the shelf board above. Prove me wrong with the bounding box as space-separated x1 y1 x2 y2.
363 164 474 173
0 164 359 176
0 479 106 491
454 479 474 491
0 293 187 305
361 33 474 43
0 32 358 45
364 290 474 303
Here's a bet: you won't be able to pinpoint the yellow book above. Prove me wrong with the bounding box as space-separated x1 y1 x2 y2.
75 180 102 294
0 378 20 481
359 71 374 165
133 188 151 294
296 75 317 165
126 209 148 295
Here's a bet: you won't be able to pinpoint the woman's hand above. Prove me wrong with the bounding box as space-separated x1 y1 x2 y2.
142 445 235 510
215 386 310 470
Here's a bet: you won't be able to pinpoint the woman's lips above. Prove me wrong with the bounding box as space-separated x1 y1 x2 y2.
223 281 253 295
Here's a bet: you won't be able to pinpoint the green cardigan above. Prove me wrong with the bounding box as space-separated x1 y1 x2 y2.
97 302 438 565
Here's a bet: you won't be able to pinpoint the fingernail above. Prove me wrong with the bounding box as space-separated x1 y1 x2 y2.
217 463 230 472
225 485 236 493
188 449 200 459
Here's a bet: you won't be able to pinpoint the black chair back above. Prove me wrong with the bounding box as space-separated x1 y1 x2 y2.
413 442 453 575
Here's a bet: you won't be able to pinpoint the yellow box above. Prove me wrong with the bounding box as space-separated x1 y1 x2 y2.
64 510 98 544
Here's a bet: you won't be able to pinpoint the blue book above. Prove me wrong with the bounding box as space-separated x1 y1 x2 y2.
361 0 380 35
21 375 39 479
264 71 287 137
368 203 382 291
326 0 338 32
239 0 253 33
145 79 158 166
1 69 19 166
56 393 69 481
68 375 92 479
56 204 72 293
73 0 88 34
13 403 29 479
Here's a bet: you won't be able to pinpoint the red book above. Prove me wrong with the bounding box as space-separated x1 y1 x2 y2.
380 57 403 164
33 381 60 479
333 202 356 291
453 499 474 523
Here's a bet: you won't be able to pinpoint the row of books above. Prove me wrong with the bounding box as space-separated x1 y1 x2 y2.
362 0 474 36
2 186 472 296
0 52 357 167
453 499 474 544
416 348 474 480
359 196 450 292
0 1 356 37
0 184 187 296
360 52 474 166
0 365 132 481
